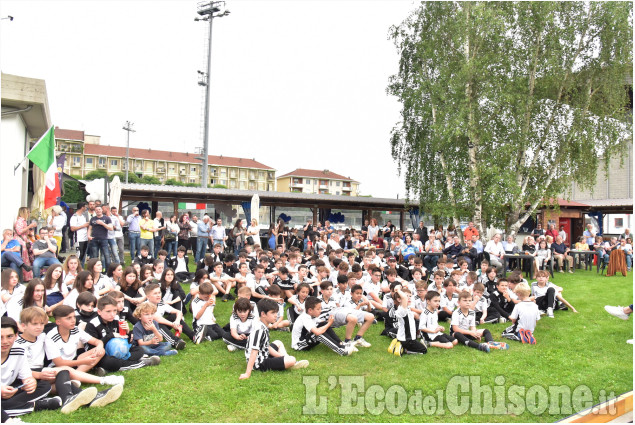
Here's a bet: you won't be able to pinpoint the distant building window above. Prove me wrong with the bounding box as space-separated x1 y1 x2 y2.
336 191 340 195
230 169 237 178
258 171 265 180
86 158 93 166
230 180 237 188
191 166 197 173
189 178 196 183
110 159 118 166
305 179 311 185
98 158 106 167
336 181 340 187
615 218 624 228
220 169 227 177
240 169 247 179
73 157 81 166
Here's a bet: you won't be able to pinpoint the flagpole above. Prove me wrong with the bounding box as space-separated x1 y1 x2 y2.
13 125 55 175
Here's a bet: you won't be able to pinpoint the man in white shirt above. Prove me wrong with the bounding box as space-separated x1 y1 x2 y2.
484 233 505 275
70 202 90 266
110 206 125 264
328 234 341 251
211 218 227 249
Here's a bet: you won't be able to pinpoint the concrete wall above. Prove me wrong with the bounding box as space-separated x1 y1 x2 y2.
0 113 30 229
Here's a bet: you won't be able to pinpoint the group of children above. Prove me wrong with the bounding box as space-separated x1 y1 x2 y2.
2 242 579 420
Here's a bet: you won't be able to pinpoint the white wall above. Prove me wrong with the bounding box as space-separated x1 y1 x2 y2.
0 113 30 229
603 213 633 235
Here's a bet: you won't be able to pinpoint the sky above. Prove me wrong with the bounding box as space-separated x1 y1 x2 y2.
1 0 417 198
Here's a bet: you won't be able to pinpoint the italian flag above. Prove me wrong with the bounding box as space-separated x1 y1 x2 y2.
27 126 60 209
178 202 206 210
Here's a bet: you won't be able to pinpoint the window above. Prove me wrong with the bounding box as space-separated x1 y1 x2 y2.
230 168 237 178
249 171 256 180
336 191 340 195
240 169 247 179
239 181 246 190
293 178 302 185
73 157 81 165
220 168 227 177
169 165 175 172
110 159 118 167
230 180 237 188
98 158 106 168
336 181 340 187
211 168 217 176
220 179 227 185
615 218 624 228
191 166 197 173
85 157 94 166
258 182 265 191
305 179 311 185
268 172 274 179
258 171 265 180
267 183 274 191
249 182 256 190
189 178 196 183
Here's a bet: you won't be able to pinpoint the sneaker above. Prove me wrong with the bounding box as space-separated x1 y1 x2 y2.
568 270 573 274
345 345 356 356
290 359 309 370
519 329 536 345
88 384 123 408
5 417 24 423
227 344 237 352
70 379 82 389
35 396 63 412
538 310 546 316
61 387 98 414
420 338 430 349
498 317 507 324
558 269 564 273
174 339 186 350
488 341 509 350
221 294 228 302
277 326 290 332
226 293 236 300
546 307 554 318
354 337 372 348
102 375 125 386
387 338 398 354
604 305 630 321
141 355 161 366
92 367 107 377
164 349 178 356
501 332 521 342
478 343 490 353
627 339 633 344
194 325 207 345
345 342 359 352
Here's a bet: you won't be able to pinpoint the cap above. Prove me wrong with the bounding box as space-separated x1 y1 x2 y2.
388 256 397 261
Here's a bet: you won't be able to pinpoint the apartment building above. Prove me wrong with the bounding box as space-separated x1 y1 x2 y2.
54 128 276 190
276 168 360 196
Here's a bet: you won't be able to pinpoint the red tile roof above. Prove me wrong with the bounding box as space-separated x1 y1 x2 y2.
54 127 84 141
278 168 357 182
82 144 274 170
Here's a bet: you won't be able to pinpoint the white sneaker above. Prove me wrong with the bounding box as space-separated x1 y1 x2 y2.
290 359 309 370
354 337 372 348
627 339 633 344
539 310 546 316
227 344 237 352
345 342 359 352
102 375 125 386
605 305 630 321
345 345 356 356
498 317 507 323
547 308 554 318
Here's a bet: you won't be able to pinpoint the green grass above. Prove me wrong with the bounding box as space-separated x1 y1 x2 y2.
28 260 633 423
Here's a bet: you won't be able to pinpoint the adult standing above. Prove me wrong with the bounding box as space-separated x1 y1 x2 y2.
189 215 199 255
126 206 142 259
531 223 545 241
70 202 90 266
211 218 227 249
102 205 120 266
177 214 191 254
87 206 113 270
462 221 479 242
545 224 559 241
196 216 211 262
267 223 277 250
367 218 380 241
484 233 505 275
303 219 314 250
110 206 125 263
164 214 180 257
47 205 66 252
153 211 166 258
246 218 260 247
275 219 286 248
32 227 61 277
139 209 156 255
558 225 567 244
583 223 596 248
13 207 37 281
414 221 428 246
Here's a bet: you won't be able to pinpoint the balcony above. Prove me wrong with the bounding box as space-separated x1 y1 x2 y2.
98 163 106 169
319 184 328 189
179 170 186 175
342 186 352 192
290 181 303 188
156 167 165 173
71 162 81 168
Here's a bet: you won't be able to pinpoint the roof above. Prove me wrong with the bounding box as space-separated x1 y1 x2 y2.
82 144 275 170
1 73 51 139
277 168 357 182
54 128 84 141
119 183 405 209
574 198 633 208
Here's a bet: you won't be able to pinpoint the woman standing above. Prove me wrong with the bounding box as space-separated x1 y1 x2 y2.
165 215 180 257
13 207 36 281
367 218 380 241
47 205 66 252
177 214 191 255
268 223 277 250
231 219 245 256
276 219 287 248
245 218 259 247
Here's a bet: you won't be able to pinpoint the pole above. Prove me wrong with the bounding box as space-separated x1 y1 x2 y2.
201 16 213 189
123 121 135 183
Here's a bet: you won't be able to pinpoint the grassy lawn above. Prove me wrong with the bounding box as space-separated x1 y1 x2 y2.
27 258 633 423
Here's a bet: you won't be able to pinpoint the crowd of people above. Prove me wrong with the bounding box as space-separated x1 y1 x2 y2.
1 204 632 421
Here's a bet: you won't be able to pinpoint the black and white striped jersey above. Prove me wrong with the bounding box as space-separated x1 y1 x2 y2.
395 306 417 342
245 321 270 370
191 296 216 326
230 312 255 335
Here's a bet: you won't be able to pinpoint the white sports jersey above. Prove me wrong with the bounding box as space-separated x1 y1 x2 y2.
230 312 256 335
333 287 349 307
440 293 459 313
289 294 307 315
530 282 561 298
395 305 417 341
412 295 427 312
473 295 489 313
291 313 318 350
191 296 216 325
420 308 442 339
510 301 540 332
245 321 270 370
318 296 338 322
93 274 112 295
155 301 178 317
362 281 381 298
45 326 92 363
1 346 32 386
14 333 47 370
451 309 476 331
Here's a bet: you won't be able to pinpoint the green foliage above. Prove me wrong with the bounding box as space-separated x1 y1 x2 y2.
165 179 184 186
212 184 227 189
29 258 633 423
83 169 108 181
109 172 140 183
140 175 161 185
186 183 200 187
388 2 632 234
61 180 86 203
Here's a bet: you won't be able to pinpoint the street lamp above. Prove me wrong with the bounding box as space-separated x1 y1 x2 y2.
123 121 135 183
195 1 230 189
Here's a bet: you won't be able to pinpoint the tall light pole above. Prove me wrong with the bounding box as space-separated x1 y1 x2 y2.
195 1 229 189
123 121 135 183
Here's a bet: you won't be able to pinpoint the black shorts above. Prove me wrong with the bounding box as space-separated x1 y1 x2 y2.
428 333 456 344
255 343 285 372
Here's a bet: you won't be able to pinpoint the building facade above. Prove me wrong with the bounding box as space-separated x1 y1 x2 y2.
54 128 276 190
276 168 360 196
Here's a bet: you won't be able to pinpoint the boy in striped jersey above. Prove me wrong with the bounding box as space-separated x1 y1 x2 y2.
392 288 427 355
419 291 457 349
239 299 308 380
318 281 372 348
1 316 60 420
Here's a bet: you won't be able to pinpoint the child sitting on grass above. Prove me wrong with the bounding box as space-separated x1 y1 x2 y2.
502 283 540 344
438 278 459 322
265 284 290 331
390 287 427 355
530 270 578 318
192 281 225 344
287 283 311 325
450 291 508 353
419 291 458 349
223 297 256 352
132 302 177 356
239 299 308 380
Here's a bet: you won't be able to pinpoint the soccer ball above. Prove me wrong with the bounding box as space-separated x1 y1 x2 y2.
105 338 131 360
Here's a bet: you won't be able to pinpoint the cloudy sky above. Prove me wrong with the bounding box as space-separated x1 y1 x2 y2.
1 0 417 198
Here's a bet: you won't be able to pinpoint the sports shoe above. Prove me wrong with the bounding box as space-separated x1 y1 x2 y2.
70 379 82 389
174 339 186 350
488 341 509 350
519 329 536 345
88 384 123 408
141 355 161 366
538 309 546 316
226 293 236 300
387 338 398 354
221 294 228 302
345 345 356 356
92 367 107 377
61 387 98 414
558 269 564 273
164 349 178 356
290 359 309 370
354 337 371 348
345 342 359 352
420 338 430 349
627 339 633 344
277 326 290 332
568 270 574 273
478 343 490 353
498 317 507 324
227 344 237 352
604 305 630 321
5 417 24 423
102 375 125 386
546 307 554 318
35 396 62 411
194 325 207 345
501 332 521 342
